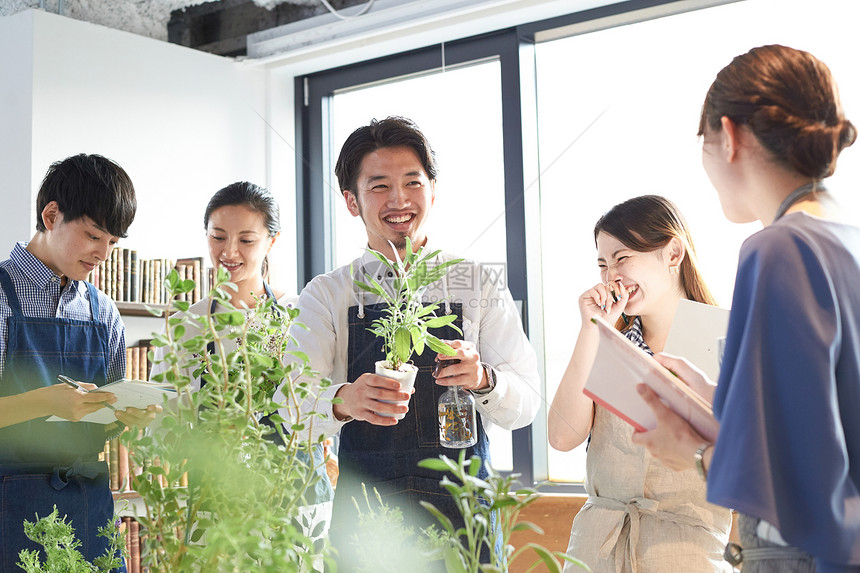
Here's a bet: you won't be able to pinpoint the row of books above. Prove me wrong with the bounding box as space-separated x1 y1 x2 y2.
126 341 155 382
102 433 188 492
119 517 145 573
88 247 208 305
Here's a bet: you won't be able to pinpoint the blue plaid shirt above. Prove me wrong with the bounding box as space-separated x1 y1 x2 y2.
0 242 126 382
624 316 653 356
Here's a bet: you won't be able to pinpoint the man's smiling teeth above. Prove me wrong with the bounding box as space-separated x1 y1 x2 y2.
386 214 412 223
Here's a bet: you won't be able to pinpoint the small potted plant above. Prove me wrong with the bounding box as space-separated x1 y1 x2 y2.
354 238 463 418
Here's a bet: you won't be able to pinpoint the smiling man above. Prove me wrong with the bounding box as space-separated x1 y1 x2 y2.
278 116 540 566
0 154 160 570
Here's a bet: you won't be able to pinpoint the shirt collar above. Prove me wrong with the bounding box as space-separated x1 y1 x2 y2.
11 241 79 292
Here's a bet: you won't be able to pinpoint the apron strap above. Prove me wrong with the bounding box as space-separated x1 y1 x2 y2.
0 267 24 318
724 542 813 566
85 281 101 319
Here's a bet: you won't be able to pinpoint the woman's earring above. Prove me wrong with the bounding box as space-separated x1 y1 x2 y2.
669 265 680 275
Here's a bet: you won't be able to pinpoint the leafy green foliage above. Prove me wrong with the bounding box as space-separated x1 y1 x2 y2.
17 506 125 573
128 266 334 572
354 238 464 371
347 484 438 573
417 452 591 573
348 453 590 573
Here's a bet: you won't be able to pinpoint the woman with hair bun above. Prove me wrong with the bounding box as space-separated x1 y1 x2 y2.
633 45 860 572
549 194 733 572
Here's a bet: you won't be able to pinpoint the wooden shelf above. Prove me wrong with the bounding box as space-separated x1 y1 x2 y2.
113 490 142 501
115 302 169 317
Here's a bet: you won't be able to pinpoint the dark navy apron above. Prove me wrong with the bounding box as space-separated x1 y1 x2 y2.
207 284 334 507
0 268 124 572
329 301 494 567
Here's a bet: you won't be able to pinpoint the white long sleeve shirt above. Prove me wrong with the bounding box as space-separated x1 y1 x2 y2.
277 246 541 441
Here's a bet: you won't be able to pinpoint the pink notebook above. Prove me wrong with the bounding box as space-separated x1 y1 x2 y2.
583 316 719 442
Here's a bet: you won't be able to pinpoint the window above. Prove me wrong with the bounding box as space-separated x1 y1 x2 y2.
534 0 860 483
296 0 860 486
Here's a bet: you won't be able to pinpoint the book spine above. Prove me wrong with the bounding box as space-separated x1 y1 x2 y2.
132 345 141 381
110 248 118 300
122 249 132 302
130 518 141 573
130 250 138 303
117 248 125 302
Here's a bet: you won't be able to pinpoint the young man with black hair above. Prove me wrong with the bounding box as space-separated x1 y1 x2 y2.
278 117 540 565
0 153 160 569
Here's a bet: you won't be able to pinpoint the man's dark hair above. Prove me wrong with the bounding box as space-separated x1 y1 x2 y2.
335 116 438 196
36 154 137 238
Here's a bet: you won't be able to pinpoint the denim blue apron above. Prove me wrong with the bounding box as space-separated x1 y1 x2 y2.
0 269 124 572
207 284 334 507
329 301 494 567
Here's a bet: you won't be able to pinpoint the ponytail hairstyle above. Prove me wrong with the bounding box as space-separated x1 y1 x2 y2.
699 44 856 179
594 195 716 331
203 182 280 278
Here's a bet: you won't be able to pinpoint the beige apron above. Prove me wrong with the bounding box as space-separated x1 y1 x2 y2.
564 405 733 572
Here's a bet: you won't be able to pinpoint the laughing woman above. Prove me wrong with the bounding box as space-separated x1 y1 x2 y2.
548 195 732 572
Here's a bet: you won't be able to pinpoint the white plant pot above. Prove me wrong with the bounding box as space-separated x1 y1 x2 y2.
375 360 418 420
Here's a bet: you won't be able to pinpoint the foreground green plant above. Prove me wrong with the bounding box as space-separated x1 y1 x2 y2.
419 452 590 573
349 452 590 573
354 237 463 371
128 266 333 572
17 506 125 573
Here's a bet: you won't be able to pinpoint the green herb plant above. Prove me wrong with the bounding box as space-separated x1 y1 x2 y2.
17 506 125 573
349 452 590 573
126 266 333 572
418 452 590 573
354 238 464 372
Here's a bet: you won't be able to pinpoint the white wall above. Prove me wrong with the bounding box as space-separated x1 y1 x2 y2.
0 11 36 256
0 9 297 295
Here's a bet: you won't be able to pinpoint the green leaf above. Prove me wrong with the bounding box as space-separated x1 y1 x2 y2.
394 326 412 363
410 326 425 356
425 334 456 356
417 458 452 472
286 350 309 363
511 521 543 534
172 300 190 312
354 277 385 298
424 314 458 329
419 501 455 536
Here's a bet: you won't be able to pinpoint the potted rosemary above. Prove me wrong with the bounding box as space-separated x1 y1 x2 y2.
354 238 462 418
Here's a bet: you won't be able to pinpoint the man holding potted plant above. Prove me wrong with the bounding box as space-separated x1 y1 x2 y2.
278 116 540 564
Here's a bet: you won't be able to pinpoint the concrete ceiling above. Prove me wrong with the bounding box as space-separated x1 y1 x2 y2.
0 0 335 42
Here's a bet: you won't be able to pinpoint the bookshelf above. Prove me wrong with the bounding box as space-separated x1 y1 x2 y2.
115 301 169 317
